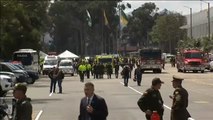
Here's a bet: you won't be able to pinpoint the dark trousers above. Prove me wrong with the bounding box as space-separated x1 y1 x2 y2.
79 72 84 82
115 71 119 78
50 79 56 93
86 70 90 79
136 75 142 86
58 79 62 93
123 76 129 86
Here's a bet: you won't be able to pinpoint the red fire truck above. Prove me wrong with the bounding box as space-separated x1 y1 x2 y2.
139 48 162 73
176 49 205 73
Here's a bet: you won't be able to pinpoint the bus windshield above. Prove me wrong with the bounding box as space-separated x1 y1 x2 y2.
13 53 32 65
184 52 203 59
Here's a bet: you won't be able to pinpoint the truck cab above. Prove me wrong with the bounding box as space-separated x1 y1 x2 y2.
176 49 205 73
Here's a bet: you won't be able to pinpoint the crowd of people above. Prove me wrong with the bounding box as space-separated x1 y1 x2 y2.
3 56 192 120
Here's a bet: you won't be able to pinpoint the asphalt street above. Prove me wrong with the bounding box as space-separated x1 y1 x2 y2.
5 64 213 120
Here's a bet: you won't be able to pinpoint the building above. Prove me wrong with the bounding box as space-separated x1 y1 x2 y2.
180 7 213 39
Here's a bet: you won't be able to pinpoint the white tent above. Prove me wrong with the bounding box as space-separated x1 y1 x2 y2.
39 51 48 59
58 50 79 59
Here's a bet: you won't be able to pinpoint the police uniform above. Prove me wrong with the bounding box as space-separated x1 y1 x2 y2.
137 78 164 120
171 76 191 120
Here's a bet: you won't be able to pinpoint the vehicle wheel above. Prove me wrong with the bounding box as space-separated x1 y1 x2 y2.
201 70 204 73
26 78 35 84
71 73 74 76
210 69 213 72
158 70 162 73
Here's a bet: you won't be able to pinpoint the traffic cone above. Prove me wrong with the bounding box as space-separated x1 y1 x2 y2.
151 111 160 120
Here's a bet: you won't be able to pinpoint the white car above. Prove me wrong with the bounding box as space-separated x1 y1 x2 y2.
0 72 17 83
59 59 74 76
0 75 15 96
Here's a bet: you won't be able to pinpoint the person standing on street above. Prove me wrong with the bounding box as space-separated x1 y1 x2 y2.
48 67 57 93
170 75 191 120
78 62 86 82
114 63 119 78
54 66 64 94
12 84 32 120
86 62 92 79
106 63 113 79
134 65 143 86
137 77 164 120
121 65 130 86
78 82 108 120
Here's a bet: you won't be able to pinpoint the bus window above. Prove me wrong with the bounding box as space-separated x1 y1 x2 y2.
13 53 32 65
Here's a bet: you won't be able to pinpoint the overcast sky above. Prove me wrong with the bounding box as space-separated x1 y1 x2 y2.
123 1 213 15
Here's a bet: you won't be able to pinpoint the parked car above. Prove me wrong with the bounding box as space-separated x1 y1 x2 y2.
59 59 74 76
0 72 17 83
13 64 39 84
0 74 15 97
0 62 33 84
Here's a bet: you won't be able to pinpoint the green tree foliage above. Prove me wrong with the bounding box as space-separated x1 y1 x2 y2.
150 10 186 54
48 1 121 55
127 2 159 46
0 0 50 60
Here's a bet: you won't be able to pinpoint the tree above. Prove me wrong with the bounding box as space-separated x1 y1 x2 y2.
48 1 121 56
127 2 159 46
0 0 50 60
150 10 186 54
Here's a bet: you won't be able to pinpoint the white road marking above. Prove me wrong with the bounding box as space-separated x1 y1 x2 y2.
119 82 195 120
35 110 43 120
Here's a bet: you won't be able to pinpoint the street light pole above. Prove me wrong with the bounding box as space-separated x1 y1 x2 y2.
208 2 210 40
190 7 193 39
201 0 211 40
184 6 193 39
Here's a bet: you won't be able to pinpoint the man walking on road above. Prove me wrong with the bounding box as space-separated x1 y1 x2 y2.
137 77 164 120
121 65 131 86
134 65 143 86
79 82 108 120
170 75 191 120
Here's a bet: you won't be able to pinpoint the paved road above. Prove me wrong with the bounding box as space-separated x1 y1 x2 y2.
5 64 213 120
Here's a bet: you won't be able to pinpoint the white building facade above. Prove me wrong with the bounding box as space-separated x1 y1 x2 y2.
181 7 213 39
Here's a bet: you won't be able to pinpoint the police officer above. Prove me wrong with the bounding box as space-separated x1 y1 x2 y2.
137 77 164 120
12 84 32 120
106 63 113 79
85 62 92 79
78 62 86 82
170 75 191 120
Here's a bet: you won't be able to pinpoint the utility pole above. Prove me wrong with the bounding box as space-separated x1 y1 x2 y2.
190 7 193 39
207 2 210 40
201 0 211 41
184 6 193 39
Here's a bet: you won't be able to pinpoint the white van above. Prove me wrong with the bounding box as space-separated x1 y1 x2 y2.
42 55 59 75
59 59 74 76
